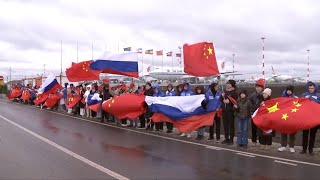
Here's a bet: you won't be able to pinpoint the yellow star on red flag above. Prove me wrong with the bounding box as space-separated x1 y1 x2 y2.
282 113 289 120
267 102 280 113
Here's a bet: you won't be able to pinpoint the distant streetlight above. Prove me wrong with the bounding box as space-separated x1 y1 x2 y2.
261 37 266 79
307 49 310 82
232 53 235 79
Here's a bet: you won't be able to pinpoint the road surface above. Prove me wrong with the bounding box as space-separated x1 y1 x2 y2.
0 99 319 179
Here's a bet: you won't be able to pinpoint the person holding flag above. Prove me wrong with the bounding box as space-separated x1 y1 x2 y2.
249 79 265 146
258 88 274 151
206 83 222 143
300 82 320 155
165 84 176 134
233 90 252 148
278 85 298 153
180 83 194 138
221 80 238 145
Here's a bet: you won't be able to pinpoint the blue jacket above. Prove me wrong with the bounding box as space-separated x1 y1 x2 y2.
166 89 176 96
153 85 165 97
180 83 194 96
282 89 297 98
204 89 222 111
302 82 320 104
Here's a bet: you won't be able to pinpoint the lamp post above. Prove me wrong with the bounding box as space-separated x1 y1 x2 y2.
261 37 266 79
307 49 310 82
232 53 235 79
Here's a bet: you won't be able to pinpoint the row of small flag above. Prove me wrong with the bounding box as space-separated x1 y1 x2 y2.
123 47 182 57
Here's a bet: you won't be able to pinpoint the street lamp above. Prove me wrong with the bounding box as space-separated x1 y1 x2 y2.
232 53 235 79
261 37 266 79
307 49 310 82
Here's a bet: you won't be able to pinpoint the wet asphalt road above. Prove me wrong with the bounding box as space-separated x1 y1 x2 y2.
0 99 320 180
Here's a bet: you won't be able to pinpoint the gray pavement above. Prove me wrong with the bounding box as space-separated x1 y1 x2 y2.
0 99 320 180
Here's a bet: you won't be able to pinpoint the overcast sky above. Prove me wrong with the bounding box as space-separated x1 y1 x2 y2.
1 0 320 81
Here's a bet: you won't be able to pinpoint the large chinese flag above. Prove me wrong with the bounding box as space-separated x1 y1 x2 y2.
66 60 101 82
102 94 146 120
253 97 320 134
183 42 220 77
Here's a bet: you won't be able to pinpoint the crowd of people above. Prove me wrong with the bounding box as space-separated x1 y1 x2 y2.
8 78 320 156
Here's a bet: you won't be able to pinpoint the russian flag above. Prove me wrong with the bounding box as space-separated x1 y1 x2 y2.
145 95 217 132
38 74 62 95
90 52 139 78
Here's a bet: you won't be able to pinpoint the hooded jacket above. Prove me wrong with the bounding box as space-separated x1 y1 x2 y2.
180 83 194 96
166 84 176 96
282 87 298 98
153 85 165 97
302 82 320 104
203 84 222 112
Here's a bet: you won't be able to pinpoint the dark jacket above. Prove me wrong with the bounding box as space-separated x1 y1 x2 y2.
221 88 238 112
102 88 112 101
249 91 264 115
235 97 252 119
144 88 154 96
176 84 183 96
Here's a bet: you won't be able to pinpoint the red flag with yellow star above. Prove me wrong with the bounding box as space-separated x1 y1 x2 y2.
102 94 146 120
66 60 101 82
183 42 219 76
66 94 81 109
252 97 320 134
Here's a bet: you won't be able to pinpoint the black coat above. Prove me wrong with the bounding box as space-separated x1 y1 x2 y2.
102 89 112 101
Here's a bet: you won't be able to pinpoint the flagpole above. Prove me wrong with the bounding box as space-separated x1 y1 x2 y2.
142 51 144 77
152 52 154 72
171 54 173 72
60 40 62 84
91 42 93 60
77 42 79 63
162 53 164 73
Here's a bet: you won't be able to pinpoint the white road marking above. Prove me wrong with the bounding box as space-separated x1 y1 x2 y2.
236 153 256 158
274 160 298 166
205 146 222 150
0 114 130 180
3 100 320 168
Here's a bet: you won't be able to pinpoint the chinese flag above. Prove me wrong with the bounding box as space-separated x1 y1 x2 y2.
20 90 31 102
253 97 320 134
8 89 22 99
88 103 101 112
102 94 146 120
34 94 48 105
183 42 219 77
66 60 101 82
44 93 62 107
66 94 81 109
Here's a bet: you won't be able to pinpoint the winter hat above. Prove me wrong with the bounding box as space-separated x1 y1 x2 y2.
286 85 294 93
227 80 236 88
263 88 272 97
130 83 135 88
255 79 266 87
